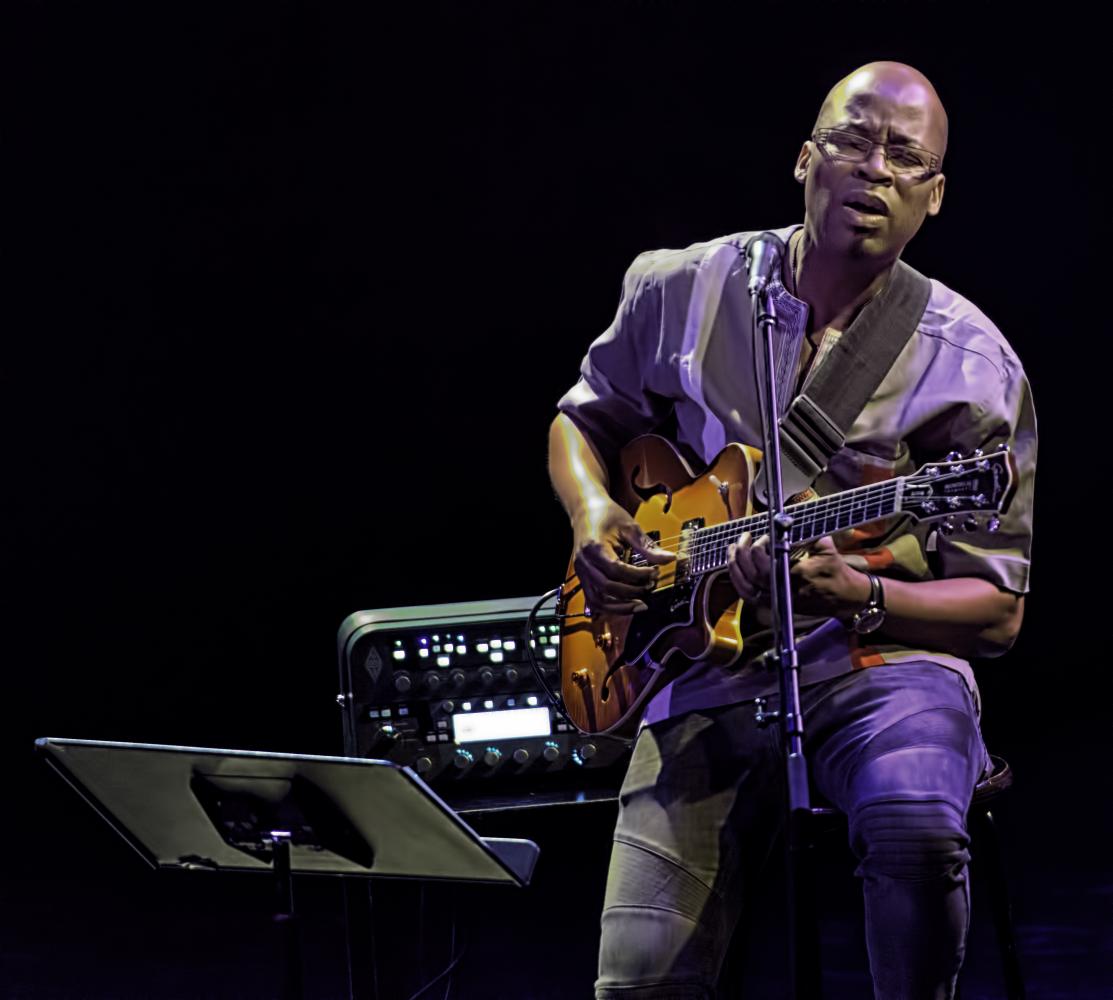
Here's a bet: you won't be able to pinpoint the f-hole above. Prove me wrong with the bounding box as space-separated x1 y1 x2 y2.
630 465 674 513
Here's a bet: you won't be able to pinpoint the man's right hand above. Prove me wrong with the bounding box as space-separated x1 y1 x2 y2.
571 498 676 615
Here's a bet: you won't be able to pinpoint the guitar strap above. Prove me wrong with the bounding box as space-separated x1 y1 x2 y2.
773 254 933 497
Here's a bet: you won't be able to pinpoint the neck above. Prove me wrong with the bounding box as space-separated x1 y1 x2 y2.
793 228 896 333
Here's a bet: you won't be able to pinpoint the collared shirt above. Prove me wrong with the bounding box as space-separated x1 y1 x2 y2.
556 223 1036 723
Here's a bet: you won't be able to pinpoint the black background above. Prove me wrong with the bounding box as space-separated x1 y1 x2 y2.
5 2 1110 998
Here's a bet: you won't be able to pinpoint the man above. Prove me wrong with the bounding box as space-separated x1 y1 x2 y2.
548 62 1035 999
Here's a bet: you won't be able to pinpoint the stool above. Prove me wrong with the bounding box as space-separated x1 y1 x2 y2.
809 753 1025 999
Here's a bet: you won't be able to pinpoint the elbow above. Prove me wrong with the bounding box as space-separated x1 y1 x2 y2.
973 592 1025 658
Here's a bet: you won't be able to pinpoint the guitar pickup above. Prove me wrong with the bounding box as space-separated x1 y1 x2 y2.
677 517 705 577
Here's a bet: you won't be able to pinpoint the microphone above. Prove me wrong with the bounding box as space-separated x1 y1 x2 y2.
745 231 785 297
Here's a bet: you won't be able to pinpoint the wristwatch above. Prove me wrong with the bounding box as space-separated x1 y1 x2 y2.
851 573 886 635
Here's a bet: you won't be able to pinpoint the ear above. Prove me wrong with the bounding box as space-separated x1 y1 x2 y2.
925 172 945 216
793 141 811 185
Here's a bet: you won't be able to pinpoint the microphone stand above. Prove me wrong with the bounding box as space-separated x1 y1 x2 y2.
747 237 821 999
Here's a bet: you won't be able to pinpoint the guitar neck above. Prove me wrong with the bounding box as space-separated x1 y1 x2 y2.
682 478 904 574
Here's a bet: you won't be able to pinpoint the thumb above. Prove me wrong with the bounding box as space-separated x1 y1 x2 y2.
620 522 676 563
807 535 839 556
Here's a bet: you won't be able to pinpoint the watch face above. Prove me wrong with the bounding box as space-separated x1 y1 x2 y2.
853 607 885 634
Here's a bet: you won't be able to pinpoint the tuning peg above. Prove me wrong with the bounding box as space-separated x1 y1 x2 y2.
962 516 979 532
986 516 1001 533
973 448 984 458
939 517 956 536
945 450 963 462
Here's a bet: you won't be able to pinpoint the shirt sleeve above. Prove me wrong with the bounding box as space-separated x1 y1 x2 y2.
555 251 677 462
911 351 1037 595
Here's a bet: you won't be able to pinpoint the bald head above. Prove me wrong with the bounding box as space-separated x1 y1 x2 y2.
813 61 948 162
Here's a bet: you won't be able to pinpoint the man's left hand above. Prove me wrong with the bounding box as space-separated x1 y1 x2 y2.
727 532 872 620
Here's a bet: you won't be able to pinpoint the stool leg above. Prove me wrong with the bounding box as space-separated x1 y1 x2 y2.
970 806 1026 1000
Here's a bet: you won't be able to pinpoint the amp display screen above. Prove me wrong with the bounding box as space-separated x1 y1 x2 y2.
451 706 552 744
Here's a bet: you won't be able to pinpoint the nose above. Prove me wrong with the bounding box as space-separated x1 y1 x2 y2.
854 143 895 183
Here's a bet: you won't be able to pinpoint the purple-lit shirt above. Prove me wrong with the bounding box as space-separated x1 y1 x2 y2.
556 223 1036 724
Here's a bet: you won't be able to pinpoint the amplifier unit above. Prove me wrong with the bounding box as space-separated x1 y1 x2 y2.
337 595 631 809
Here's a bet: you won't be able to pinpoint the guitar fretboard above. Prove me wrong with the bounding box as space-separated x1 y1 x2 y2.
675 478 904 576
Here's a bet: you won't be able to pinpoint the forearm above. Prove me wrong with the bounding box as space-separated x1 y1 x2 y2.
855 573 1025 659
548 413 614 523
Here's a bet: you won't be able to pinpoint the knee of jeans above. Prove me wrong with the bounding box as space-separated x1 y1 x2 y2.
849 798 970 883
597 904 718 998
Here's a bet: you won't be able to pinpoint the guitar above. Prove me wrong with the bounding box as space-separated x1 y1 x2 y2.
556 435 1016 738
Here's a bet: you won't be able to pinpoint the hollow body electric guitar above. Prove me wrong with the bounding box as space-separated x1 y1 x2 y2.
557 435 1016 739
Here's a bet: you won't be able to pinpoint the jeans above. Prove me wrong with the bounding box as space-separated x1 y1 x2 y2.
595 662 989 1000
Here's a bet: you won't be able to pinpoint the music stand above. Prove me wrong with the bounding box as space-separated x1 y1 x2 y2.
35 737 539 999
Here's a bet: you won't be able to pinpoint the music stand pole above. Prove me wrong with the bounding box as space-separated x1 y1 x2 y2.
748 248 821 999
271 833 304 1000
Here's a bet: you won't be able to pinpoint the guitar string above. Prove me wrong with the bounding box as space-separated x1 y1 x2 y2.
629 503 900 561
617 464 996 558
570 459 1006 598
622 479 906 556
629 483 995 570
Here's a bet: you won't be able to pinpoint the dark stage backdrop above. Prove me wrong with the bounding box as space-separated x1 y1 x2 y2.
5 3 1109 998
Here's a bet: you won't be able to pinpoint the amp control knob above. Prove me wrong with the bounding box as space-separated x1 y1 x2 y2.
450 670 467 687
414 756 433 774
504 667 520 684
423 671 442 691
572 742 598 766
483 747 503 768
393 672 413 693
453 748 474 769
479 668 495 686
512 748 530 765
542 741 560 763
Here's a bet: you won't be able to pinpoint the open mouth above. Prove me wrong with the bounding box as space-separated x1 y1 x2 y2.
843 196 889 217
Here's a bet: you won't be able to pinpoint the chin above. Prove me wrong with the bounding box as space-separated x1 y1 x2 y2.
839 227 892 260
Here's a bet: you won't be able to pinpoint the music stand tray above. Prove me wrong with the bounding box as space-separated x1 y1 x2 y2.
35 737 539 886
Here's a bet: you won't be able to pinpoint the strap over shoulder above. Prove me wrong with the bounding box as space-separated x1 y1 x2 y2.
777 258 932 496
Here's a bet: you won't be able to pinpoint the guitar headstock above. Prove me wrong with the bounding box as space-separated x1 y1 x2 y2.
903 447 1017 534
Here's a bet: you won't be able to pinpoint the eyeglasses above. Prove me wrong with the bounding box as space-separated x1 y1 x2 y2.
811 128 941 177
